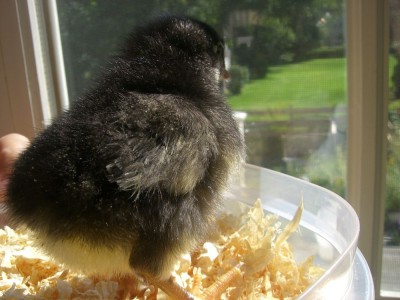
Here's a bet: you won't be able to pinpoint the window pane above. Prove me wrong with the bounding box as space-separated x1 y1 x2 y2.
381 0 400 297
227 3 346 197
56 0 346 196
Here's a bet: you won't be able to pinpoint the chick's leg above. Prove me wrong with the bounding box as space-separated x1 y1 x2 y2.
129 241 197 300
151 276 196 300
203 265 242 300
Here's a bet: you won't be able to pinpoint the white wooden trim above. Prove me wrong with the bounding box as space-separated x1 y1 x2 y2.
346 0 389 298
0 0 65 138
0 0 41 138
42 0 69 111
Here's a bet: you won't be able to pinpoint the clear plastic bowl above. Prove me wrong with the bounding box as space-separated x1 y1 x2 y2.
224 164 374 300
0 164 374 299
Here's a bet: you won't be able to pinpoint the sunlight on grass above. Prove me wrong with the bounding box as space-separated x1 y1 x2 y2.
228 58 347 111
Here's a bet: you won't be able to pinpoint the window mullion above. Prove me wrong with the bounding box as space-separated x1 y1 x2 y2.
346 0 389 298
41 0 70 112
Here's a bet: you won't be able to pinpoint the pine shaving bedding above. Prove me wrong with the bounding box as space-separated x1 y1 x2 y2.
0 200 324 299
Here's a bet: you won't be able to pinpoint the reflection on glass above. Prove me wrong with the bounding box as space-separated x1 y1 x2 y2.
56 0 347 197
381 0 400 297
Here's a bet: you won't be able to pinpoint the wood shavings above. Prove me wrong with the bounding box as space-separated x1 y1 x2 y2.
174 199 325 299
0 199 324 299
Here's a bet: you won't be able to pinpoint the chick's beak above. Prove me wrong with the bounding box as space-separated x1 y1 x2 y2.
221 69 230 80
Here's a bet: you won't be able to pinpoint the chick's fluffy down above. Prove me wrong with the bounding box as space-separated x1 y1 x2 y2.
6 15 244 280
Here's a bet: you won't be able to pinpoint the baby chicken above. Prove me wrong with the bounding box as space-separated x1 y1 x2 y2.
6 15 244 299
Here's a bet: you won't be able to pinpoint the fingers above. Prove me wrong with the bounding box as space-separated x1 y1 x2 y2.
0 133 30 202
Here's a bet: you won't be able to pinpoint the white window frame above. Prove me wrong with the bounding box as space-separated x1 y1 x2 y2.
0 0 394 298
0 0 68 138
346 0 392 299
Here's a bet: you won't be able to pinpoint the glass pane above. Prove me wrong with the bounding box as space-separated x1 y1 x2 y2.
381 0 400 297
56 0 347 197
227 3 346 198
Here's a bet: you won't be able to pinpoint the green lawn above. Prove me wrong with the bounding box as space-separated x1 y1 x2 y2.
228 58 347 111
228 56 399 111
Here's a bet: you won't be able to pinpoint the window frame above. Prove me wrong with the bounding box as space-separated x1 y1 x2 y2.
0 0 67 138
0 0 44 138
0 0 394 298
346 0 390 299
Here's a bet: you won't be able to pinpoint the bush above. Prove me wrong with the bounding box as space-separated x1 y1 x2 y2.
386 117 400 213
233 19 296 80
305 145 346 198
391 54 400 100
305 46 345 59
228 65 249 95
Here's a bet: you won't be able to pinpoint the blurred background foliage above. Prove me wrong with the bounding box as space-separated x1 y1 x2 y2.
56 0 345 100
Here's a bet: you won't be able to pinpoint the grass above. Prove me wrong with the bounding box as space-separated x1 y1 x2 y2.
228 58 347 111
228 55 399 112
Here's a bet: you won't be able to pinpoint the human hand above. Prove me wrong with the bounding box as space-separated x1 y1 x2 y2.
0 134 30 202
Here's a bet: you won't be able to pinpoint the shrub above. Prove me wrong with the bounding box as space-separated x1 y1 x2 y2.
305 46 345 60
228 65 250 95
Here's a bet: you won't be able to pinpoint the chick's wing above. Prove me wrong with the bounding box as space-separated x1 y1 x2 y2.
105 93 219 195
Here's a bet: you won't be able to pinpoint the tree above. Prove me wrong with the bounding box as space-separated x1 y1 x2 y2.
57 0 227 100
57 0 344 99
233 17 295 79
57 0 155 100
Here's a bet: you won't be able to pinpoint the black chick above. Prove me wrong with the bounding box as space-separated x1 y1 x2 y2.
6 15 244 299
